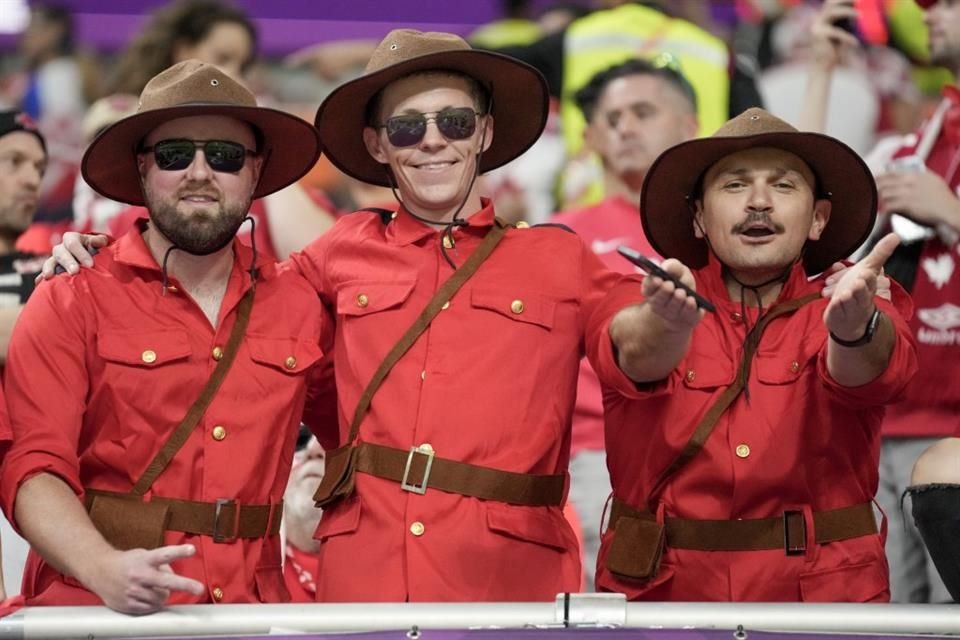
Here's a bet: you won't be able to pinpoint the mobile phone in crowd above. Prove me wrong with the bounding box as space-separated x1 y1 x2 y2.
617 246 716 313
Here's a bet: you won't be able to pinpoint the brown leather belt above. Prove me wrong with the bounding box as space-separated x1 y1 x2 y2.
610 498 877 553
354 442 565 507
85 488 282 542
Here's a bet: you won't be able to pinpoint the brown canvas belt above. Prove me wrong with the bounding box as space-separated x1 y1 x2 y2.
610 497 877 554
85 488 282 542
353 442 565 507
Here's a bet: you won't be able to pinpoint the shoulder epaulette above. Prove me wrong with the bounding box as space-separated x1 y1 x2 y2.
529 222 575 234
354 207 395 225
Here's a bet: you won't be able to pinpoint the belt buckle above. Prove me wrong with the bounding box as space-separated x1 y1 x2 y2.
401 445 435 495
212 498 239 544
783 509 806 555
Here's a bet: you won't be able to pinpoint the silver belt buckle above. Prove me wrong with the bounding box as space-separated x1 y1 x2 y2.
401 445 435 495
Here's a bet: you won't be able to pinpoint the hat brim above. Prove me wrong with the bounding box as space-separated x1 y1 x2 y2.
315 49 548 187
82 104 321 206
640 131 877 276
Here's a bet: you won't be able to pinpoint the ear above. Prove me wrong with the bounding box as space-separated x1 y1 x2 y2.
692 199 707 239
249 154 265 186
478 114 494 154
137 151 148 177
683 113 700 140
362 126 388 164
807 198 832 241
582 119 600 154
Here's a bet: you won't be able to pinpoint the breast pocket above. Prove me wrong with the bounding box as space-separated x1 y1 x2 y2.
97 329 193 397
469 287 556 331
246 335 324 397
337 281 415 318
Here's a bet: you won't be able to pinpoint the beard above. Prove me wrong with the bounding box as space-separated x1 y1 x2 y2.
145 183 251 256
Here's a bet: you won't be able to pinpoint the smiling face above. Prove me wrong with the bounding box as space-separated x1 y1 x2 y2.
694 147 831 284
138 114 262 255
362 72 493 223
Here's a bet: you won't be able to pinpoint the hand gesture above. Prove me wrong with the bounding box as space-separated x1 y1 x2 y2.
641 258 705 332
90 544 205 615
823 233 899 340
877 170 960 230
811 0 859 69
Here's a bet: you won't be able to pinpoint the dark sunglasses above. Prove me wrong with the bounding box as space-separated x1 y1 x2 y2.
140 139 255 173
378 107 482 147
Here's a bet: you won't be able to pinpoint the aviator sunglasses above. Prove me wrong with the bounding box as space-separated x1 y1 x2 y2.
378 107 483 147
140 139 256 173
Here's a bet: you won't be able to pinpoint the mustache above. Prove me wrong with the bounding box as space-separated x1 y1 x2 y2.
731 211 785 235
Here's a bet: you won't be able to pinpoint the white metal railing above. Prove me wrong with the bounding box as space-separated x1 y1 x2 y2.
0 594 958 639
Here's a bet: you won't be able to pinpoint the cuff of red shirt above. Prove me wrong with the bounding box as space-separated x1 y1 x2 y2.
586 276 675 400
817 297 919 406
0 454 83 537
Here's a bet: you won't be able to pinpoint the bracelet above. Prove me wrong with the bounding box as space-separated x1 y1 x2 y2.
829 308 881 348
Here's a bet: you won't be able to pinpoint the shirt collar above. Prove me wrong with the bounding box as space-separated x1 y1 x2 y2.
387 197 496 246
698 250 811 307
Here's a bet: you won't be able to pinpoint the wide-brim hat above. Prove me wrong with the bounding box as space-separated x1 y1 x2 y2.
82 60 321 206
315 29 548 187
641 108 877 276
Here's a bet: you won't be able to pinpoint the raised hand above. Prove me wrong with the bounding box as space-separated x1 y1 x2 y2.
823 233 899 341
640 258 705 332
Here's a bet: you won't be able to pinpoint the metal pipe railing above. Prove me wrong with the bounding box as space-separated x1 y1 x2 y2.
0 595 957 639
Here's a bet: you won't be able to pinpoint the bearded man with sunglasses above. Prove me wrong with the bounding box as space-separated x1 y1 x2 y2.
0 60 328 614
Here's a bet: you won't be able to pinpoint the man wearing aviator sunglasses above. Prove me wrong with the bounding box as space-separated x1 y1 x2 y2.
0 60 329 614
377 107 483 148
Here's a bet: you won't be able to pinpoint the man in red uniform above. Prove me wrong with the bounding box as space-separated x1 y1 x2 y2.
586 108 918 601
0 60 327 614
290 29 619 602
551 58 699 587
804 0 960 603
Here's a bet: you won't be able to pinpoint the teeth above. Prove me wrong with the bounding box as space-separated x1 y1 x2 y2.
418 162 452 169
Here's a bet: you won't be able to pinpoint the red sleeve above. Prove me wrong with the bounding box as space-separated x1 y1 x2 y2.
0 385 12 460
0 278 91 533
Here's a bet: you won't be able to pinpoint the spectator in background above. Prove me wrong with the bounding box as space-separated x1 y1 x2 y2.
101 0 335 260
282 430 325 602
803 0 958 603
551 57 698 588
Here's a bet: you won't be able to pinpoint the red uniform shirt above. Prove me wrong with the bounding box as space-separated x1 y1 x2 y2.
289 200 620 602
586 255 918 601
552 196 659 454
0 228 329 606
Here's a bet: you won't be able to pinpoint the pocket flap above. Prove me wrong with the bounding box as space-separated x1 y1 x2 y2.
316 495 362 540
97 330 192 367
485 503 568 551
247 336 323 373
337 281 415 316
471 288 555 329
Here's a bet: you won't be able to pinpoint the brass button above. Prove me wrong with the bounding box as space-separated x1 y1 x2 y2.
419 443 434 454
442 235 454 249
141 350 157 364
510 300 524 314
356 294 369 308
410 521 425 536
212 346 224 361
420 370 426 380
789 361 800 374
212 425 226 441
285 356 297 370
390 211 398 220
166 285 179 294
211 586 224 602
441 301 450 310
730 311 742 322
685 369 696 383
515 221 530 229
735 444 751 458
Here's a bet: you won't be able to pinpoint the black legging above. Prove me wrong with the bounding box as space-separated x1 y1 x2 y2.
908 484 960 603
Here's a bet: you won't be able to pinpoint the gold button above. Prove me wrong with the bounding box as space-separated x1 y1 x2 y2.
141 350 157 364
510 300 524 314
390 211 398 220
515 221 530 229
285 356 297 370
166 285 179 294
735 444 751 458
212 425 226 441
420 370 426 380
356 294 369 308
212 346 224 361
211 586 224 602
410 521 425 536
789 361 800 373
441 301 450 310
685 369 696 383
442 235 454 249
730 312 742 322
419 443 434 454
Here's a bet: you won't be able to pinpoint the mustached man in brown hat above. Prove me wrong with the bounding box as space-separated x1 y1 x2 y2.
0 60 328 613
583 108 918 600
280 29 620 602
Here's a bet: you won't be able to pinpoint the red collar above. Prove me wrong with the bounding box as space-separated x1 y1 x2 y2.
386 198 497 246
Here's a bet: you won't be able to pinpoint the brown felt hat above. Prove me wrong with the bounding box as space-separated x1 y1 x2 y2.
314 29 548 187
82 60 321 205
641 108 877 275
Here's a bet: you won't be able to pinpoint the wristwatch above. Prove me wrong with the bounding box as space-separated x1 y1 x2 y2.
830 308 882 348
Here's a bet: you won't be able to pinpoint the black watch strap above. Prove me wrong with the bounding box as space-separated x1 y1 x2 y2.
830 308 882 348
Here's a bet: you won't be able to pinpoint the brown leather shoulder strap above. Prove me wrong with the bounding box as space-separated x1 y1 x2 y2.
342 220 509 447
647 292 820 506
130 287 256 496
